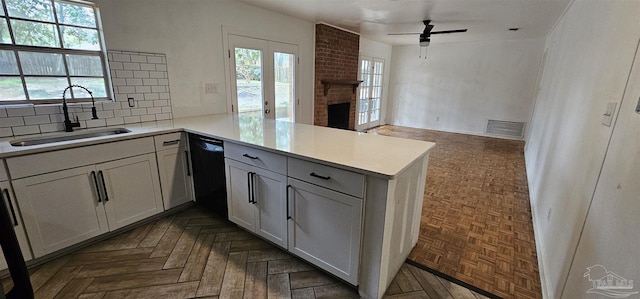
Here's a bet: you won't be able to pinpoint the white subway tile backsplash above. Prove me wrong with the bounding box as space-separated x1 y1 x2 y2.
0 117 25 127
140 115 155 122
7 107 35 117
123 62 141 71
124 116 141 124
140 63 156 71
12 125 40 136
106 117 124 126
112 53 131 62
130 55 147 63
147 56 162 64
24 115 51 125
0 127 12 137
114 109 132 117
0 50 171 137
126 78 143 86
133 71 150 78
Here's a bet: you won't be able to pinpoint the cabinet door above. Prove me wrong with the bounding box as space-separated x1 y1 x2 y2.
253 167 287 248
287 178 362 285
0 181 33 271
99 153 163 230
12 166 108 258
156 147 193 210
225 158 255 231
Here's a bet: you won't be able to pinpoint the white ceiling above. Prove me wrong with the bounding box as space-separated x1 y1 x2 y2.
236 0 572 45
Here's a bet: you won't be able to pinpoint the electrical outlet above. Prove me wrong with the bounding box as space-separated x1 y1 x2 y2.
547 207 552 221
205 83 215 94
128 97 135 107
601 102 617 127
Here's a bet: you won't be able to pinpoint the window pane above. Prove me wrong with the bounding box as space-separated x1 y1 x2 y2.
12 20 60 47
66 54 103 76
235 47 263 116
70 77 106 98
19 51 65 75
6 0 54 22
0 77 26 100
0 50 19 75
61 26 99 50
274 52 294 122
0 18 10 43
25 77 68 99
55 1 96 28
0 1 4 17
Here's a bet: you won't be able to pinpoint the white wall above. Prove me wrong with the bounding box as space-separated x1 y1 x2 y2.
359 37 393 126
93 0 315 124
387 39 544 137
524 1 640 297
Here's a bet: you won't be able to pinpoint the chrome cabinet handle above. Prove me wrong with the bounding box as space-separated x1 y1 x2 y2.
4 188 18 226
243 154 259 160
310 172 331 180
98 171 109 202
90 171 102 203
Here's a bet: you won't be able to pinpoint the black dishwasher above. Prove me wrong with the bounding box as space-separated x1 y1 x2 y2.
188 134 227 218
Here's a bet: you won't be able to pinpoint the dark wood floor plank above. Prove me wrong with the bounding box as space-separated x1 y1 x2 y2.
34 265 82 299
163 226 201 269
75 257 167 278
267 273 291 299
138 216 175 248
394 264 423 292
67 248 154 266
149 218 189 258
313 284 359 298
219 251 249 299
247 248 292 263
407 264 454 299
244 261 268 299
230 238 274 252
384 290 431 299
178 230 216 282
196 241 231 297
437 276 483 299
110 281 199 298
291 287 315 299
289 270 337 289
267 259 313 275
53 277 94 299
78 292 106 299
29 255 71 292
84 268 182 293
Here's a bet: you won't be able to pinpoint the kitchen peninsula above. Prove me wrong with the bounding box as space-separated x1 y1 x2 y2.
0 114 435 299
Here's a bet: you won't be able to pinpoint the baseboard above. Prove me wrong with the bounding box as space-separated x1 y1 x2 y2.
385 123 525 141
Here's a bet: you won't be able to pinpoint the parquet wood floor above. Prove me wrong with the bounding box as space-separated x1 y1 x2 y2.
368 125 541 299
2 206 490 299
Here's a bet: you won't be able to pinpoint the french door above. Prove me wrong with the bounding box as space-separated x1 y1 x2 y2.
356 56 384 131
228 34 297 122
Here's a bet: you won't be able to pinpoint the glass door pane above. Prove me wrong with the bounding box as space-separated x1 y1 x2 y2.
234 47 263 117
369 60 384 124
274 52 294 122
357 58 372 126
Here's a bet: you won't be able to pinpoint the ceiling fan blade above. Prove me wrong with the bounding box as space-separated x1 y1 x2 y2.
387 33 421 36
430 29 468 35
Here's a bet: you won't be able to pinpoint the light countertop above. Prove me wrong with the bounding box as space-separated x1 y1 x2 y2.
0 114 435 178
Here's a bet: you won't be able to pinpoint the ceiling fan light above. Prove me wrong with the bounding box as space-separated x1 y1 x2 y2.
420 40 430 47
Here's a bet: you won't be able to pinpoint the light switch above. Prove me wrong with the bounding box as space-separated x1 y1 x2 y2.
205 83 215 94
602 102 617 127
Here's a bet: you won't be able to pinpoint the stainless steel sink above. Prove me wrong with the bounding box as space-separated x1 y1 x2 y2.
10 128 131 147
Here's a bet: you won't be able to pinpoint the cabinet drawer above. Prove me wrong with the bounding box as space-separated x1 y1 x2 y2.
287 158 364 198
7 137 155 179
154 132 186 150
224 142 286 174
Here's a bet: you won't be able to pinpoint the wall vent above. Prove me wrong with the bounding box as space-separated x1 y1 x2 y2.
485 120 525 139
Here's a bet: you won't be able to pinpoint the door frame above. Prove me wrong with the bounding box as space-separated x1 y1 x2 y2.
222 27 299 122
356 55 385 131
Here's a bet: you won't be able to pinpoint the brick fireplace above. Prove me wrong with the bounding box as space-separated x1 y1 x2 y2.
314 24 360 130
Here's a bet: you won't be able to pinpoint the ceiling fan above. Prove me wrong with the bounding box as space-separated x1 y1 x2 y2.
388 20 468 47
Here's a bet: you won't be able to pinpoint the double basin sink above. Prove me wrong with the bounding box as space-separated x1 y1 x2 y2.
10 128 131 147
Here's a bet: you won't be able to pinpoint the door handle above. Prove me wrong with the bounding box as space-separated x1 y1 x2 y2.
98 170 109 202
185 151 191 176
264 109 270 114
286 185 292 220
90 171 102 203
3 188 18 226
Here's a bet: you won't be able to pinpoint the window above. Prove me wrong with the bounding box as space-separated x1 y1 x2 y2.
0 0 110 103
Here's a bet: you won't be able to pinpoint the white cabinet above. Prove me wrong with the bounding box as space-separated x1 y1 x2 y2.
155 133 193 210
286 178 362 285
9 137 163 258
99 154 164 230
225 158 288 248
13 166 109 258
0 179 33 271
